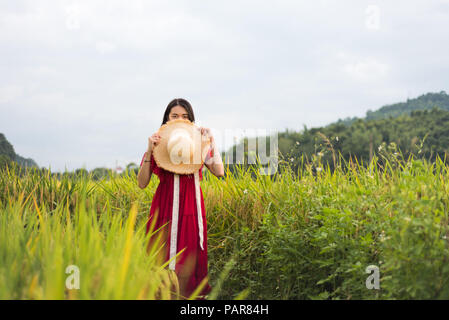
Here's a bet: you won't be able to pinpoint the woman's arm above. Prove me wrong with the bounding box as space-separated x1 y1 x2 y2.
197 126 224 178
204 142 224 177
137 149 153 189
138 133 161 188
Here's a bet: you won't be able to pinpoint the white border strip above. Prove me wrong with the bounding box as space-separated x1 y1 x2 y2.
169 173 180 271
194 171 204 250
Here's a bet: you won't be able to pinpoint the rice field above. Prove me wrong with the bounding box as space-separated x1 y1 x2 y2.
1 149 449 299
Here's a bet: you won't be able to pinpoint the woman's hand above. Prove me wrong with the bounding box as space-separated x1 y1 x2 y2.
148 132 161 152
198 126 214 144
199 126 224 177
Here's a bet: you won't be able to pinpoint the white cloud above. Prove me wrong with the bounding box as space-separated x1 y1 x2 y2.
343 58 389 81
95 41 116 54
25 65 59 77
0 85 24 104
24 91 66 107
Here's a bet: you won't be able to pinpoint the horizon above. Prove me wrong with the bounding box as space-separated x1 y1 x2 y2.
4 89 448 173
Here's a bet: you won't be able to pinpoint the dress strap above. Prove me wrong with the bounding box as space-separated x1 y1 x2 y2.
194 171 204 250
169 174 180 271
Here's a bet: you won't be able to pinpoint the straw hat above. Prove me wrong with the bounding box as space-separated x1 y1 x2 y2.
152 118 212 175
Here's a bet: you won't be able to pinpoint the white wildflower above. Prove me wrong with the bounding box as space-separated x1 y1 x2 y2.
379 233 391 242
243 189 248 194
316 167 323 172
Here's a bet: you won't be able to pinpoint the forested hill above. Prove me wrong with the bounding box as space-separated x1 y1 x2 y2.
336 91 449 125
226 105 449 173
0 133 38 168
276 107 449 170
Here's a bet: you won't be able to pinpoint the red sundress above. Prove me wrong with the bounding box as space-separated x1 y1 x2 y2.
140 148 213 297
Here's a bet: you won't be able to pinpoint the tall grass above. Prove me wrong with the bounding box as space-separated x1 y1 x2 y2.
0 164 178 299
205 150 449 299
1 145 449 299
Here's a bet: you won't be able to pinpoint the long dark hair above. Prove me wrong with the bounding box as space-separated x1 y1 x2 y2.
161 98 195 126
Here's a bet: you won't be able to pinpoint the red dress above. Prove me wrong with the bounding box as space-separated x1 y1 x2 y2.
140 149 212 297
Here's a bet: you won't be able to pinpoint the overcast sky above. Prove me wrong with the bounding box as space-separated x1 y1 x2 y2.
1 0 449 172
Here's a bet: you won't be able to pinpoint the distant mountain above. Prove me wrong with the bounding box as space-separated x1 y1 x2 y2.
0 133 39 168
14 154 39 168
223 91 449 174
336 91 449 125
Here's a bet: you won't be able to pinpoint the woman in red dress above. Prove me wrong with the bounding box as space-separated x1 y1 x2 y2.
137 98 224 299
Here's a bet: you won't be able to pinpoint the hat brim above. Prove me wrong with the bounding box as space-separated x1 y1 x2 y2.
153 119 212 175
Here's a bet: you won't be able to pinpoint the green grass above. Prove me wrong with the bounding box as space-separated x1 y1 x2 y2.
1 147 449 299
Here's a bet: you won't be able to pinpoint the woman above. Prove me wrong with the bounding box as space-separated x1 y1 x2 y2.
137 98 224 299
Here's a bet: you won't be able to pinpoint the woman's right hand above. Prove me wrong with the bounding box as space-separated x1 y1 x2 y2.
148 132 161 152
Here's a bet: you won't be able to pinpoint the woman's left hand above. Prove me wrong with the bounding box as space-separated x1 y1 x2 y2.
198 126 214 144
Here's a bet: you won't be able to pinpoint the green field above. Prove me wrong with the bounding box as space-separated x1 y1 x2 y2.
1 148 448 299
